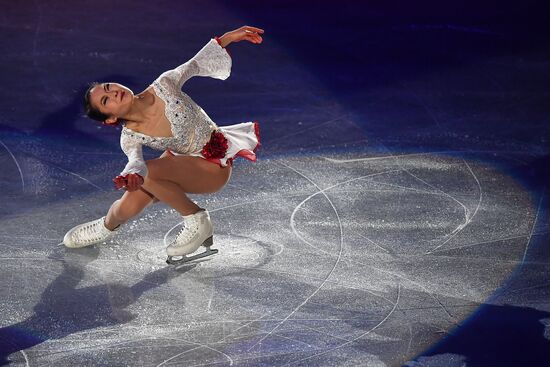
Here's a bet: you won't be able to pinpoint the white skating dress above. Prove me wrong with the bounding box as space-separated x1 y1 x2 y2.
119 38 260 178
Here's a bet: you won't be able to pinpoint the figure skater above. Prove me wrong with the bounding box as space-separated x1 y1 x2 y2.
63 26 264 264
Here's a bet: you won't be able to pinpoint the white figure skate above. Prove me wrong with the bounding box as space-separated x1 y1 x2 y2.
63 216 117 248
166 209 218 265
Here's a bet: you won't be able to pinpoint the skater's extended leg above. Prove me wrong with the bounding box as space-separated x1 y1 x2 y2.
104 149 174 230
63 150 166 248
64 187 163 248
104 189 158 230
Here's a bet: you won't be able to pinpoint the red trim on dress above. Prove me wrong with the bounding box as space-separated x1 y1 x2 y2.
235 149 257 162
214 36 232 58
253 121 261 152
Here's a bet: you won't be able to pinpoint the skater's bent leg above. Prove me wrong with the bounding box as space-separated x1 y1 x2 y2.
139 156 226 258
104 189 157 230
146 155 232 194
139 155 230 217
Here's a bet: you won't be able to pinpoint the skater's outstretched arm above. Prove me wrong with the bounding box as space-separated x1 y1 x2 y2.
155 25 264 89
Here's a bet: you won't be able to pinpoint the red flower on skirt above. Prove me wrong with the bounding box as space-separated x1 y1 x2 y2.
201 131 229 159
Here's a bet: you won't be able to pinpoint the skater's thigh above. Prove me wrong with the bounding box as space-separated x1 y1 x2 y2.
146 155 231 194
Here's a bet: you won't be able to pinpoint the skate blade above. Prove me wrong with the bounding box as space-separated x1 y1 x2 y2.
166 248 218 266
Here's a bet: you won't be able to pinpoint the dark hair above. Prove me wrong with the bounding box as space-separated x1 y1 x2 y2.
83 82 109 122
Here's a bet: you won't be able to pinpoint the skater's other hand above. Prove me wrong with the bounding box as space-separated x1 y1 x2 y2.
219 26 264 47
113 174 144 192
126 173 144 192
113 175 126 190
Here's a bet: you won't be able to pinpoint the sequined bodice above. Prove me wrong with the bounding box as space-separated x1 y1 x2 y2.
121 87 217 156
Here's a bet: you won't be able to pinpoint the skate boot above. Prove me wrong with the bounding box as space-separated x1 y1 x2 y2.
166 209 218 265
63 216 117 248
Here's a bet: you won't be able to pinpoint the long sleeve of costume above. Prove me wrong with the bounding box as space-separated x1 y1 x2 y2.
156 39 232 90
119 132 148 177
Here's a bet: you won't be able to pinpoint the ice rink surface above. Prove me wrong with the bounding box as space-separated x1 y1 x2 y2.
1 1 549 366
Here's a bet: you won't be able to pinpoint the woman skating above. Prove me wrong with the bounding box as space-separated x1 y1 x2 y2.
63 26 264 264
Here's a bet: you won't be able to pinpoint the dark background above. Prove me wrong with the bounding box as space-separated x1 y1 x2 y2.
1 1 549 365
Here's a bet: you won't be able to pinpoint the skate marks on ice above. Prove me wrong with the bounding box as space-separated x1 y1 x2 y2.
0 153 536 366
211 154 532 366
0 138 25 191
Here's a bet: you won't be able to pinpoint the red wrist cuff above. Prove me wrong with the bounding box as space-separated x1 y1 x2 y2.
214 36 231 58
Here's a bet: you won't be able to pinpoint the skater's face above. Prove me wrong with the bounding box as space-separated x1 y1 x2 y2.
88 82 134 125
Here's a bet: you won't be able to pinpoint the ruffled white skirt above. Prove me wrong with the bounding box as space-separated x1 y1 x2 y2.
190 121 260 167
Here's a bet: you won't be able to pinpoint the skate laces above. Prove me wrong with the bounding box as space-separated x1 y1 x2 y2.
174 217 199 245
74 219 109 243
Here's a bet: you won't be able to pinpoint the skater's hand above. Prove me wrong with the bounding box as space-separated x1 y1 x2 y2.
218 26 264 47
113 175 126 190
113 174 144 192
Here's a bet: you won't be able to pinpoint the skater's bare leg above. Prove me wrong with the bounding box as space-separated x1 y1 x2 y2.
104 189 157 230
141 178 201 216
103 150 174 230
147 155 231 194
141 155 231 214
139 155 229 259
